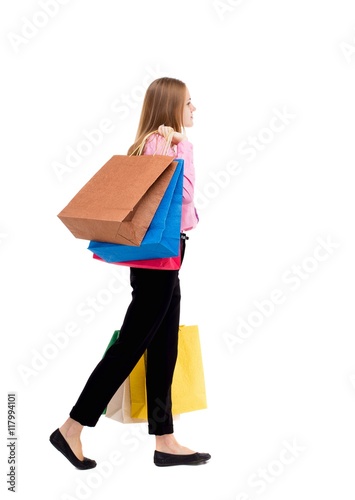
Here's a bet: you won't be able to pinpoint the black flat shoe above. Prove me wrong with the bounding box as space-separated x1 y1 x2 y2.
49 429 97 470
154 450 211 467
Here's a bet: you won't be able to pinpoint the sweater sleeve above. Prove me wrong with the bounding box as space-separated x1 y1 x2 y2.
176 140 195 205
143 134 198 231
143 135 195 205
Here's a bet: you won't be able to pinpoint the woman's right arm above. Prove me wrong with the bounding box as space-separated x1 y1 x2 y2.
176 140 195 205
143 130 195 205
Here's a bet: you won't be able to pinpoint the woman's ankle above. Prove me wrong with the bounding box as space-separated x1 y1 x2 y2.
60 418 83 438
155 434 195 455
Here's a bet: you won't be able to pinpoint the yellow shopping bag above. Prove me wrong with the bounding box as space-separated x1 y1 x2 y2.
130 325 208 419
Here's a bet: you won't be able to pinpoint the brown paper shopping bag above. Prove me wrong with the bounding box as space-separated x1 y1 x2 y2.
57 154 177 246
130 325 208 419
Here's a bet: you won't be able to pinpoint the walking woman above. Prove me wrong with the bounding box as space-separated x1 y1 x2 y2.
50 77 210 468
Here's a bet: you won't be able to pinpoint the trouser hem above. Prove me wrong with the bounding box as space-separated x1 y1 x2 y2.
69 408 98 427
148 424 174 436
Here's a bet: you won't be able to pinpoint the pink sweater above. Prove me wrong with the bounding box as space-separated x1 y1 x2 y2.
143 133 199 232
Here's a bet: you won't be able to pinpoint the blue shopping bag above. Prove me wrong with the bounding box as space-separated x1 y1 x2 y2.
88 159 184 263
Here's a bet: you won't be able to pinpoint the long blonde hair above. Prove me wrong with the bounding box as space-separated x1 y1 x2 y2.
128 77 187 155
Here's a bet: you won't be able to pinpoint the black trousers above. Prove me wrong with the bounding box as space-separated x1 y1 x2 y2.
69 237 186 435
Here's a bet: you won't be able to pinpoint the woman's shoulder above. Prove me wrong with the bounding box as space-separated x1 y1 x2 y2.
143 133 177 156
144 132 161 145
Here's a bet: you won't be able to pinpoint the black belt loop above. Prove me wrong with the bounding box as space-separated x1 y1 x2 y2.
180 232 189 241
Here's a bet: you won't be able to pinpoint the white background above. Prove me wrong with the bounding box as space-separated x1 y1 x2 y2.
1 0 355 499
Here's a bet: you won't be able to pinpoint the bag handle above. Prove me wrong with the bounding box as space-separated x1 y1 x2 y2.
130 128 175 156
